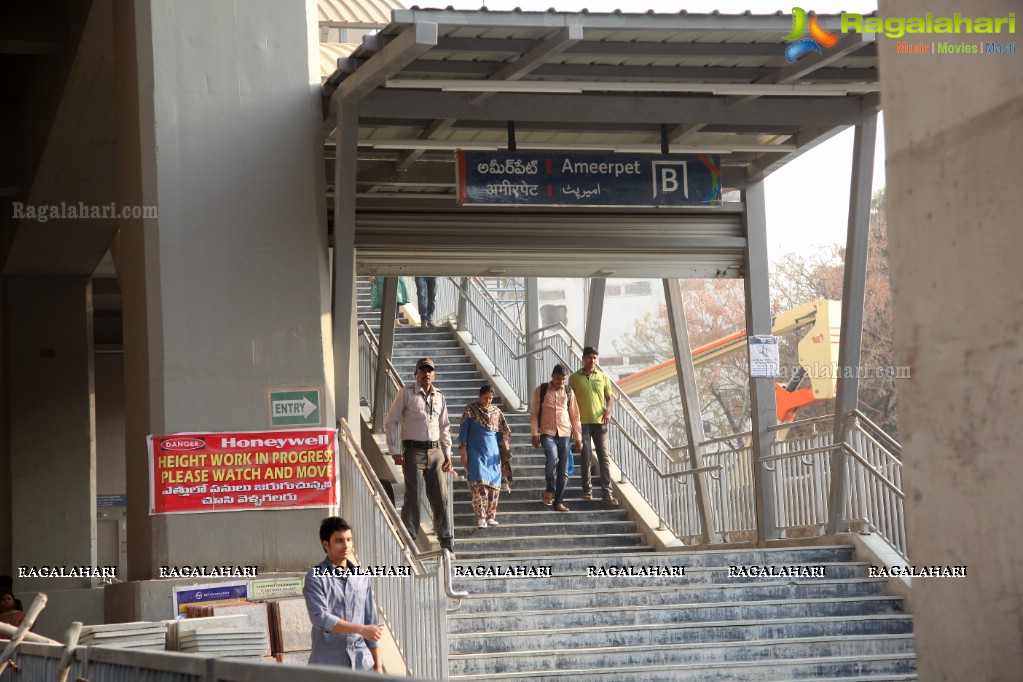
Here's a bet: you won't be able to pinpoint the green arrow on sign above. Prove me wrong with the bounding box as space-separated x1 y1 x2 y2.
269 389 321 426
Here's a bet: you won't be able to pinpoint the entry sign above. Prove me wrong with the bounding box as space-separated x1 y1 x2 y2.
457 151 721 207
269 389 321 426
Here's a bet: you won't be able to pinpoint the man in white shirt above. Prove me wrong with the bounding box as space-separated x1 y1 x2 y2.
384 357 454 553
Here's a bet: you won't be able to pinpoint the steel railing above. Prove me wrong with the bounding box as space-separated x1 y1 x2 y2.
358 320 404 422
449 277 529 408
3 641 418 681
337 419 466 681
701 411 907 559
701 432 757 539
842 410 906 558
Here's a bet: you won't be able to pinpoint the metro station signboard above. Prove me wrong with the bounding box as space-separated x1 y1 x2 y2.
148 428 338 514
456 151 721 207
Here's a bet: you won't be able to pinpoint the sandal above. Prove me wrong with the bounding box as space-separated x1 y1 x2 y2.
602 492 620 507
555 503 570 512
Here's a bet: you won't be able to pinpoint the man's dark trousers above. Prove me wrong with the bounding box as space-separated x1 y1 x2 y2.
400 445 453 550
580 424 612 494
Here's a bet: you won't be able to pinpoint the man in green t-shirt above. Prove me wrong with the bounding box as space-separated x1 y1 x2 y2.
569 346 619 506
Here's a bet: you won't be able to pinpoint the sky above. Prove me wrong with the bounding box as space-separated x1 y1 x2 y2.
436 0 886 265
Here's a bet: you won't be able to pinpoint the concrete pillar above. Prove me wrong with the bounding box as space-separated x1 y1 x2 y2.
525 277 540 393
113 0 333 579
879 1 1023 678
332 98 360 432
7 276 97 590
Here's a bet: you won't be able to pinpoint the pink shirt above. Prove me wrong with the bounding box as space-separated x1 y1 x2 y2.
529 384 581 440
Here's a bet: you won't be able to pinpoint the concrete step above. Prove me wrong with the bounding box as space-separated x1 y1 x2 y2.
448 614 915 655
446 595 907 633
454 532 649 555
452 496 622 513
451 564 873 594
458 545 656 561
452 509 629 525
449 652 918 681
449 634 916 676
452 519 638 539
452 546 859 571
453 579 888 616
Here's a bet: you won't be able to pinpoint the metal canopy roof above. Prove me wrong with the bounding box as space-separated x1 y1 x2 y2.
323 8 880 206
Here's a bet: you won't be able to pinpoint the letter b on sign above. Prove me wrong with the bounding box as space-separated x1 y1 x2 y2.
651 161 688 199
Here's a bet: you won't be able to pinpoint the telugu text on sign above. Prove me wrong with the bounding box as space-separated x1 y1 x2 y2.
148 428 338 514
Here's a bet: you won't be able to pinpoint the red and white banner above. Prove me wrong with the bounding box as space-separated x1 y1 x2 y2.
148 429 338 514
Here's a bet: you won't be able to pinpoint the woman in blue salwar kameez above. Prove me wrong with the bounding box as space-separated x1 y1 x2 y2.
458 385 512 528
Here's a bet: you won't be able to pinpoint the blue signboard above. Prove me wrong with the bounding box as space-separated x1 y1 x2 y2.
172 581 249 618
457 151 721 207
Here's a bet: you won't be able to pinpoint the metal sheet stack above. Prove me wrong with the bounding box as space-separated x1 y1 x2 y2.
79 622 167 650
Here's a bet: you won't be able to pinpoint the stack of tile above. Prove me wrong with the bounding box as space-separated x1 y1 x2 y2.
177 626 269 659
167 614 249 651
79 622 167 650
268 597 312 664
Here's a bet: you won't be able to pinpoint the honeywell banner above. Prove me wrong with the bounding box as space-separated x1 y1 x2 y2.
148 428 338 514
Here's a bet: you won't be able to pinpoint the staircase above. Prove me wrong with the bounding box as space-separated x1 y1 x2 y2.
356 280 917 681
448 545 916 681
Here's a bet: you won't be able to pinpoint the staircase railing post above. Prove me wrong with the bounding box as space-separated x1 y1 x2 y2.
456 276 469 332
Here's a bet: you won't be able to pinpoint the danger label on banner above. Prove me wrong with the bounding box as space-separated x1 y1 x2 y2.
148 429 338 514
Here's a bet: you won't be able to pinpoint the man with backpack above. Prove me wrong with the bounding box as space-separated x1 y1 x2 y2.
530 364 582 512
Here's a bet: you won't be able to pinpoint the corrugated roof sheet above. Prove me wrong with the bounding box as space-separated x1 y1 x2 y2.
318 0 405 26
320 43 360 81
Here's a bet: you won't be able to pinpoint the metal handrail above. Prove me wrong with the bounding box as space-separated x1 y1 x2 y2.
767 413 835 432
358 320 405 389
466 277 526 338
846 408 902 456
337 418 467 600
608 414 722 479
840 442 905 499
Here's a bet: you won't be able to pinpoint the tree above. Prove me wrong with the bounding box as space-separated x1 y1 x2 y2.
616 188 899 443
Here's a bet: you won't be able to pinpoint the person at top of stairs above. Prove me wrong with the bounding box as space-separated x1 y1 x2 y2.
530 364 582 513
458 384 512 529
369 276 409 327
384 357 455 553
414 276 438 327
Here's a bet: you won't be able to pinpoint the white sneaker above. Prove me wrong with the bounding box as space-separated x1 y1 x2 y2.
487 519 499 526
477 519 488 528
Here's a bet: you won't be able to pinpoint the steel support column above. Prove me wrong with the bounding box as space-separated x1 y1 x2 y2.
828 114 877 534
456 276 469 330
584 278 606 350
742 180 780 542
332 101 360 430
525 277 540 394
372 277 399 432
662 278 718 544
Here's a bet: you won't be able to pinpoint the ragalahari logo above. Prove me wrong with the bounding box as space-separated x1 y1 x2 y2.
784 7 840 62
